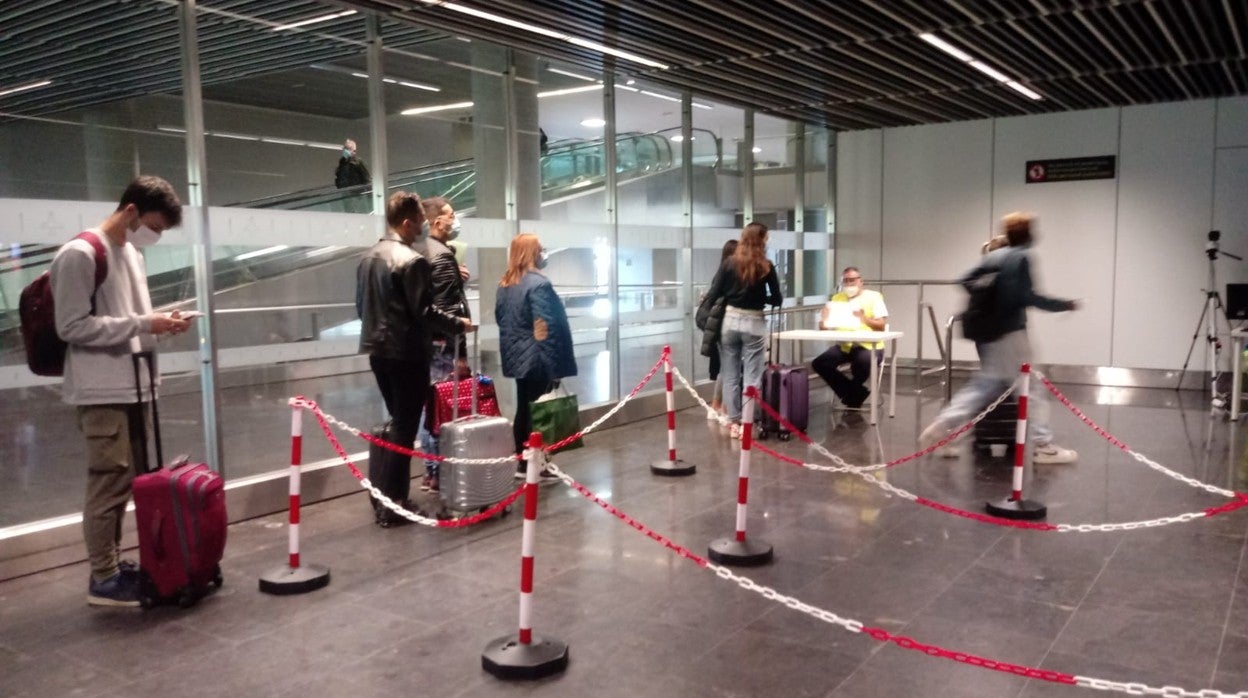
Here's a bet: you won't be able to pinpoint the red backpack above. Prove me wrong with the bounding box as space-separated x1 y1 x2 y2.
19 232 108 376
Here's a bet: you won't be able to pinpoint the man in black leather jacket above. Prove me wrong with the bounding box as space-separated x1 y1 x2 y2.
356 191 471 525
412 196 471 491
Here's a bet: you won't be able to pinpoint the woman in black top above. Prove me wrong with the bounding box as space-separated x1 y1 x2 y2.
703 223 782 438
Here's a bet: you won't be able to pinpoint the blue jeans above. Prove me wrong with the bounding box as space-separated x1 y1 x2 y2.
418 348 458 477
938 329 1054 446
718 309 767 423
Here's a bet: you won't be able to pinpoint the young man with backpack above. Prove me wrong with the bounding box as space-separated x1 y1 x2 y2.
919 212 1080 464
49 176 191 606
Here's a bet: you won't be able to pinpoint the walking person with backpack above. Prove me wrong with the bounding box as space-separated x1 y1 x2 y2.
46 176 191 606
919 212 1080 464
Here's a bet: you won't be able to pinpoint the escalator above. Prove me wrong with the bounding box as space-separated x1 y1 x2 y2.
0 127 720 360
230 126 719 213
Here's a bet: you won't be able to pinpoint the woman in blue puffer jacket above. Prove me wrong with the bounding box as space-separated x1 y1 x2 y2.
495 233 577 471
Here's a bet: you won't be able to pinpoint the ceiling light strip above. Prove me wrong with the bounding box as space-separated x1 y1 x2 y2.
271 9 357 32
0 80 53 97
918 32 1042 100
425 2 669 70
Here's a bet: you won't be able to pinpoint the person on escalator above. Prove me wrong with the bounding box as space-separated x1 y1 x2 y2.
335 139 371 213
335 139 370 189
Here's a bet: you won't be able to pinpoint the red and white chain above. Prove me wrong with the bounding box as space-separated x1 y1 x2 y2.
1073 678 1248 697
547 462 1245 696
295 350 665 465
556 350 667 445
296 396 524 527
673 362 1013 471
752 439 1248 532
1036 371 1239 499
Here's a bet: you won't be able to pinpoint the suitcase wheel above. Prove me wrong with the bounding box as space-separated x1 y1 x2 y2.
177 588 198 609
778 431 792 442
138 572 156 610
755 428 769 441
212 565 224 589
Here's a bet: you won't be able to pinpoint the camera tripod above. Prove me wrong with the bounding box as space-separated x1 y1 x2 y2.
1177 231 1243 412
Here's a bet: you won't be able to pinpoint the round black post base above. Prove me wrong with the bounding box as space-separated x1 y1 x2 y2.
650 459 696 476
482 634 569 680
985 498 1047 520
259 563 330 595
707 537 774 566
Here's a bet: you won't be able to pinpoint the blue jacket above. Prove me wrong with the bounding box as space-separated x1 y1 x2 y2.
495 271 578 381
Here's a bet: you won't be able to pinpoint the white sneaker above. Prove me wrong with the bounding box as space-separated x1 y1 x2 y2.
936 440 962 459
729 423 743 440
707 409 720 421
918 420 952 452
1033 444 1077 464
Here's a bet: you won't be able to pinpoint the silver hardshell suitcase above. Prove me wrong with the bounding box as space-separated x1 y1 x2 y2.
439 330 516 511
440 414 515 509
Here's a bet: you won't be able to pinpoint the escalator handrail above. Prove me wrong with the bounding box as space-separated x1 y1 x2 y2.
227 128 700 209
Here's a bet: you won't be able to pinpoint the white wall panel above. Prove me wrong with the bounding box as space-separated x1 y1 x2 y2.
1213 149 1248 284
1213 95 1248 287
992 108 1119 368
834 130 883 279
1114 101 1217 370
1216 96 1248 148
880 119 993 362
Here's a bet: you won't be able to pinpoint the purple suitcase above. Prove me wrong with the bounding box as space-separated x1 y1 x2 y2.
756 364 809 441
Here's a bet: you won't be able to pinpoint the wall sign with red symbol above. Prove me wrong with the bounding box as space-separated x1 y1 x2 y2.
1024 155 1115 183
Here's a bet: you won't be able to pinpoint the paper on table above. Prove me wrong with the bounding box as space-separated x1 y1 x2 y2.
822 301 859 330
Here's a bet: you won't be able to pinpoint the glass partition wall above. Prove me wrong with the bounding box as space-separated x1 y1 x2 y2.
0 0 832 537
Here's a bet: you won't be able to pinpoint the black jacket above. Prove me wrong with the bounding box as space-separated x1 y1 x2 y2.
412 236 471 355
335 156 370 189
356 231 463 363
961 246 1070 341
704 258 782 311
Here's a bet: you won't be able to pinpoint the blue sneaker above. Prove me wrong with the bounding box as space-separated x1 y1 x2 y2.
87 572 140 607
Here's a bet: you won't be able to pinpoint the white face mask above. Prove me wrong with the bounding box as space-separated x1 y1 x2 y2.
129 224 161 248
842 284 861 298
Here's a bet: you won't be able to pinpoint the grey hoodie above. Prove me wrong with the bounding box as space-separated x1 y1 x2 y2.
50 229 158 405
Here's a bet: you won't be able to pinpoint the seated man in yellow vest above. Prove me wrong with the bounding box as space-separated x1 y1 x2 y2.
811 267 888 409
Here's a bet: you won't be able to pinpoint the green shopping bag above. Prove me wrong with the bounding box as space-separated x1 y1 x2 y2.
531 386 584 452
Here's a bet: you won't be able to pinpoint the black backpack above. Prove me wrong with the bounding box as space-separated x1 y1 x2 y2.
960 266 1004 343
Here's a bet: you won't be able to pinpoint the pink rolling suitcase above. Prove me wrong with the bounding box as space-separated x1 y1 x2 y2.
130 352 226 608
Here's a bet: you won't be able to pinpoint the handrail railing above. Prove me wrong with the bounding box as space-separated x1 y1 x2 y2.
868 279 960 391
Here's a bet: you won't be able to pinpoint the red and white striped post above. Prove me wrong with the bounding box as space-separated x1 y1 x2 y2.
482 432 569 680
708 385 774 565
651 346 696 476
985 364 1047 520
260 399 331 595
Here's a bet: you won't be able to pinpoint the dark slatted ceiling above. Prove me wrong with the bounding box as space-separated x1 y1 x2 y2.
1 0 1245 130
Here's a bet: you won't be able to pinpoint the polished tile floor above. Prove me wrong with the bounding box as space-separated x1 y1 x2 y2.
2 376 1248 697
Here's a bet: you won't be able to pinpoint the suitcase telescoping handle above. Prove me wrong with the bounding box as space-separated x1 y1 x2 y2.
449 328 481 421
766 307 784 366
131 351 163 472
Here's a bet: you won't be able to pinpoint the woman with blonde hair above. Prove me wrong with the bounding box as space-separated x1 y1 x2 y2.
701 222 782 438
495 233 577 474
